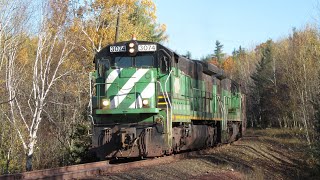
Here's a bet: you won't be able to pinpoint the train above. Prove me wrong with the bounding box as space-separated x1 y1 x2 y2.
89 39 246 160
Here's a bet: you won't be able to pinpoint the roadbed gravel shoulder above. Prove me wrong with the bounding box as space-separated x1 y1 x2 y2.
88 129 317 180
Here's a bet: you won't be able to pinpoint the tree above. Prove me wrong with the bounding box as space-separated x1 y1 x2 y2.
214 40 224 64
71 0 167 56
185 51 192 59
279 27 320 145
3 0 75 171
200 54 212 62
0 0 168 173
250 40 278 128
222 56 235 78
128 0 167 42
0 0 33 173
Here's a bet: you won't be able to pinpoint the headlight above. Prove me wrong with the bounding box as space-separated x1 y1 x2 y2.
142 99 149 106
129 48 135 53
102 99 110 107
128 41 137 56
129 42 135 48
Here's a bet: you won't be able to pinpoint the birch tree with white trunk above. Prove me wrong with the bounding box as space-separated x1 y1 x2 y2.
25 11 74 171
1 0 31 173
3 0 74 171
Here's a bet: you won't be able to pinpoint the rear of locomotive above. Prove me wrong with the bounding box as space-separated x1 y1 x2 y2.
90 40 173 160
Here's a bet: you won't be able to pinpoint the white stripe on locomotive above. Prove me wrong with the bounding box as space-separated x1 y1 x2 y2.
110 69 149 108
105 68 122 91
129 82 155 108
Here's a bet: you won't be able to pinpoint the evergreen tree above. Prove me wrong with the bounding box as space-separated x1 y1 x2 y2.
200 54 212 62
238 46 246 57
68 124 96 164
232 48 237 58
185 51 192 59
250 40 275 128
214 40 224 64
232 46 245 61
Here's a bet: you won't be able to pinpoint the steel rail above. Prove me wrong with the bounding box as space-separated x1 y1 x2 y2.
0 144 233 180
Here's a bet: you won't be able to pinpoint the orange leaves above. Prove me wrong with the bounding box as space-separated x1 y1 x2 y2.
206 56 235 78
222 56 235 74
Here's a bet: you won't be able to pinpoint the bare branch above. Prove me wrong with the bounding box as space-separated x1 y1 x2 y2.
0 96 15 105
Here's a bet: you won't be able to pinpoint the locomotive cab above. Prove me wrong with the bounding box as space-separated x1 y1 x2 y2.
93 40 172 114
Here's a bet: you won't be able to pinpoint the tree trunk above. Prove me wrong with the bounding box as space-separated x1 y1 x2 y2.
278 118 282 128
26 154 33 171
26 139 36 171
5 149 10 174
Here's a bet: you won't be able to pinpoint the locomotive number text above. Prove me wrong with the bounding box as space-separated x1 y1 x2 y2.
138 44 157 52
110 46 126 52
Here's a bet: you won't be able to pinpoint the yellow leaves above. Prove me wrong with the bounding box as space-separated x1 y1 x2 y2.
93 0 136 11
140 0 157 19
66 0 166 63
17 46 29 64
16 37 37 67
160 24 167 32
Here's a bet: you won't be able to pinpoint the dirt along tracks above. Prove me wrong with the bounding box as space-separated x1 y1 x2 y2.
91 129 316 180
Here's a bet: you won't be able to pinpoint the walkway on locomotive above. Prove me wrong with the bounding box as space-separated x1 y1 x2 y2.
169 56 243 123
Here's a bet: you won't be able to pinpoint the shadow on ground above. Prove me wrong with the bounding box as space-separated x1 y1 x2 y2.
91 129 319 180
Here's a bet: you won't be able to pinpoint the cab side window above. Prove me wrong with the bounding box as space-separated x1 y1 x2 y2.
159 53 169 74
98 57 110 77
161 56 168 73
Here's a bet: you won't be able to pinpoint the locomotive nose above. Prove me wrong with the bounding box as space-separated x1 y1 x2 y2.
106 68 156 110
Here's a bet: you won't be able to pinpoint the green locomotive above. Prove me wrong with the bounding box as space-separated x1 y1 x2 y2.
90 39 246 159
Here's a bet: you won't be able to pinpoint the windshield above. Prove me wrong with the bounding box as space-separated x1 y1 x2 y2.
114 55 154 68
115 56 132 68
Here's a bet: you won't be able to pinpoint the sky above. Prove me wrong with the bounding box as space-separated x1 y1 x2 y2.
153 0 319 59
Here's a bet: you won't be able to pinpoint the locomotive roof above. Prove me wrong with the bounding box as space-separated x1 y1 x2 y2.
94 40 176 62
94 40 238 86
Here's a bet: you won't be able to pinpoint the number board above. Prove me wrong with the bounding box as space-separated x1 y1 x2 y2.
138 44 157 52
110 46 126 52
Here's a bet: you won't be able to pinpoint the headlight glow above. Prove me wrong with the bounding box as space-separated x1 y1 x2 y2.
102 99 110 107
142 99 149 106
129 42 134 48
129 48 135 53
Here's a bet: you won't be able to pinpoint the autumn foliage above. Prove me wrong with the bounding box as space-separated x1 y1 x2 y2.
0 0 167 173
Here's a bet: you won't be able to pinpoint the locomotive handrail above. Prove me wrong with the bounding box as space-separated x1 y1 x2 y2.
165 69 173 143
156 80 168 111
217 95 227 131
89 73 95 125
192 88 201 114
89 73 93 114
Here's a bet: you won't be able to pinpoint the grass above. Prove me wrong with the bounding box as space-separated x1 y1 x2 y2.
239 128 318 179
185 128 319 179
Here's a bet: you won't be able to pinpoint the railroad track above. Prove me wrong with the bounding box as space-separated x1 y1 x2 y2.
0 141 234 180
0 151 197 180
